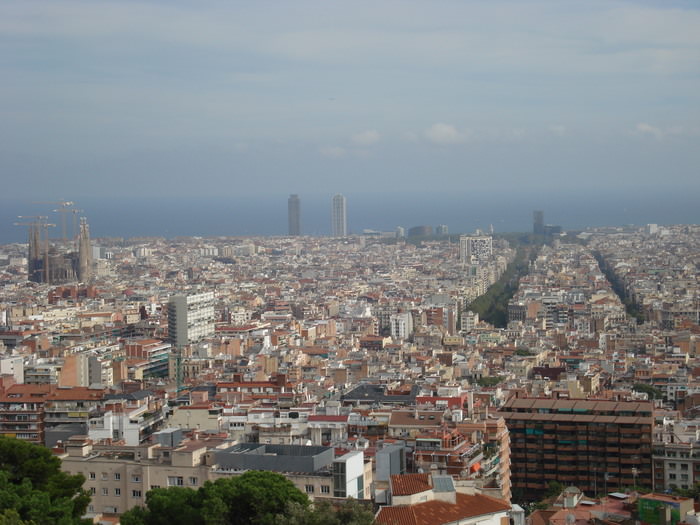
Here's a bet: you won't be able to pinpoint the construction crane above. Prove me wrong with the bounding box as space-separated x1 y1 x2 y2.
32 200 75 241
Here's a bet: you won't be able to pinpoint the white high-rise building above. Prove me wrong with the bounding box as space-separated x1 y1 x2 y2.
390 312 413 340
168 292 215 347
459 235 492 263
331 194 347 237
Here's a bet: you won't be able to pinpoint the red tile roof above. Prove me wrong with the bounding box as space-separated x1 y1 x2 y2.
377 493 511 525
390 473 431 496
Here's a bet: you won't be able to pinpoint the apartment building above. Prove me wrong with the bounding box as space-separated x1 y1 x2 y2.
500 398 653 496
60 436 372 518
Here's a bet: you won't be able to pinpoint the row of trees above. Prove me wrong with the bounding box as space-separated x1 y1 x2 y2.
592 251 645 324
467 246 535 327
120 471 375 525
0 436 374 525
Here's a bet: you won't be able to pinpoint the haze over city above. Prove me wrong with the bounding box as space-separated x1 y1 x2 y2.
1 0 699 241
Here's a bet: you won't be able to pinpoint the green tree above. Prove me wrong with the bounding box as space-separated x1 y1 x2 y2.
476 376 504 387
202 471 310 525
673 482 700 500
632 383 664 400
276 500 375 525
121 471 311 525
0 436 90 524
120 487 205 525
544 481 564 499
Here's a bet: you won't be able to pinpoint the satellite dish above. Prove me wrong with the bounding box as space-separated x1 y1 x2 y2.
566 514 576 525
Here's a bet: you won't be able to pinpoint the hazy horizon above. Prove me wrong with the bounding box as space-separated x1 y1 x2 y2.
1 188 697 244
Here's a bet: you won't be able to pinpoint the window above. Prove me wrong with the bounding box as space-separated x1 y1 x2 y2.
305 485 315 493
333 461 346 498
131 475 141 482
101 473 108 480
168 476 184 486
104 506 118 514
102 488 109 496
89 472 96 480
132 490 142 498
189 477 198 486
115 488 121 496
150 485 161 490
669 473 677 480
90 487 96 495
321 485 330 494
114 473 121 481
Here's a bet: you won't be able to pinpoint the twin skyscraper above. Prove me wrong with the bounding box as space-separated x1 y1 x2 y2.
288 194 347 237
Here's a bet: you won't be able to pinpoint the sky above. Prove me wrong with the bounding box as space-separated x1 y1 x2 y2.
0 0 699 236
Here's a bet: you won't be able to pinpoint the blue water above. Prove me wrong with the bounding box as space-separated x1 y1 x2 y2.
0 190 697 243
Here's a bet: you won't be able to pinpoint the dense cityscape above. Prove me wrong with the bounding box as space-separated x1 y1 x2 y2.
1 196 699 524
2 0 698 523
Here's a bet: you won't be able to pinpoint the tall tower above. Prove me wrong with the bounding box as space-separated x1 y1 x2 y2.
533 210 544 235
27 223 43 283
77 217 92 282
288 194 301 236
331 194 347 237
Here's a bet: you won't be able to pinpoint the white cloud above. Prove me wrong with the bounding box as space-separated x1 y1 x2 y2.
320 146 346 158
549 125 567 136
424 123 472 145
636 122 663 139
635 122 684 140
351 130 380 146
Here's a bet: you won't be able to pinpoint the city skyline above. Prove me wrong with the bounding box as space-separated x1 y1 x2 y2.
0 1 698 205
2 189 699 244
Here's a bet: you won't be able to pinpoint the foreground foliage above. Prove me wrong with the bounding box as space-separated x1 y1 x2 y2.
120 471 375 525
0 436 90 524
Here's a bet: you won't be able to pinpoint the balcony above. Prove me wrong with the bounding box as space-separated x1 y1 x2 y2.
620 457 642 464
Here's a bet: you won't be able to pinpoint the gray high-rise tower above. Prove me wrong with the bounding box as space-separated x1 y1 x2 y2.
288 194 301 236
331 194 347 237
533 210 544 235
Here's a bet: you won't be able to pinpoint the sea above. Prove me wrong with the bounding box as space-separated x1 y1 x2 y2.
0 189 697 244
